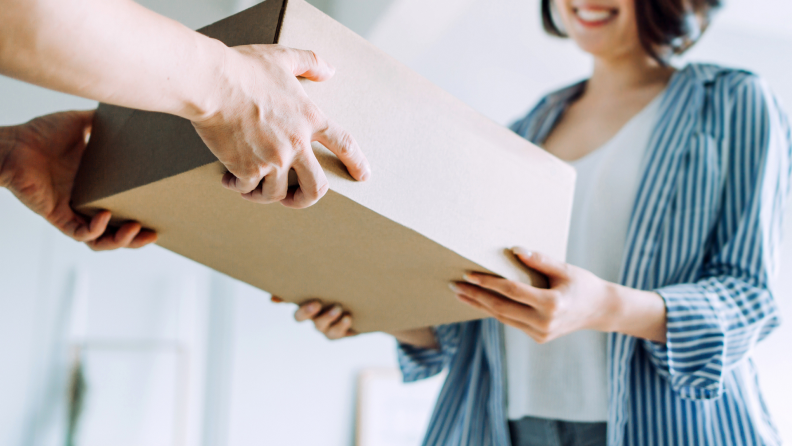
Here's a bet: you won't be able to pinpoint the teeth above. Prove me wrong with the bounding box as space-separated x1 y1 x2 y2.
575 8 614 22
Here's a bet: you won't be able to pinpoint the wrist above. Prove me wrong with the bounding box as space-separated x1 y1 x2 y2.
592 281 623 333
601 282 668 342
174 36 230 122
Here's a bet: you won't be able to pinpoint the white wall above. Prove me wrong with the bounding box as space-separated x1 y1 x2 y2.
2 1 791 445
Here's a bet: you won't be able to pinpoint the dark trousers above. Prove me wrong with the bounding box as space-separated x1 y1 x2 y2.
508 416 607 446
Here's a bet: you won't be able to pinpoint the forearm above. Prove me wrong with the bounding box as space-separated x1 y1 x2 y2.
385 327 439 350
602 283 667 343
0 0 225 120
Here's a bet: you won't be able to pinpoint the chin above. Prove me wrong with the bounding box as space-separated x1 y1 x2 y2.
572 38 620 57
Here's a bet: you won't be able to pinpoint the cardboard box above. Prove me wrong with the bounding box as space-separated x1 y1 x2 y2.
72 0 575 333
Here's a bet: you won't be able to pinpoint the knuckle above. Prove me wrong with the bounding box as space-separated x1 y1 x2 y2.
490 299 506 315
306 49 320 67
532 331 549 344
262 181 288 202
243 189 267 203
337 132 357 156
271 44 289 57
318 123 356 158
249 194 276 204
303 177 329 199
263 193 286 203
287 133 310 152
544 292 560 312
263 190 287 202
504 281 520 297
267 146 292 167
546 319 561 335
238 164 266 182
315 180 330 197
303 104 325 128
535 318 551 333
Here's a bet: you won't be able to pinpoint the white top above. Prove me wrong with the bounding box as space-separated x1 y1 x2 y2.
505 92 664 422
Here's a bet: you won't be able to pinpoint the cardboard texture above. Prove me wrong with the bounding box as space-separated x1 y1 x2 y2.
72 0 576 333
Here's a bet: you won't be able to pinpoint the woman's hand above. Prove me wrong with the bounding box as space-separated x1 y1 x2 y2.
452 248 667 343
277 297 438 348
291 299 356 340
0 110 157 251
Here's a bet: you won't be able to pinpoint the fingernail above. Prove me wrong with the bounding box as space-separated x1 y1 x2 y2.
463 274 480 285
448 282 461 293
306 302 320 312
329 305 342 317
512 247 532 258
360 168 371 181
341 315 351 324
270 296 284 303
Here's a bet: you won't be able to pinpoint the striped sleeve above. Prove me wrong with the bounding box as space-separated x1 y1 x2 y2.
645 75 792 400
396 323 462 382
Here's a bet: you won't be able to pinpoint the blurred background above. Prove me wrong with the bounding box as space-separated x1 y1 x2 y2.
1 0 791 445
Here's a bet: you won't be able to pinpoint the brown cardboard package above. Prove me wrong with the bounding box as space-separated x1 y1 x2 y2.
72 0 575 333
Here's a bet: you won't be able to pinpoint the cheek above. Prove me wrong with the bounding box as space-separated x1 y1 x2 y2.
551 0 575 30
615 2 643 51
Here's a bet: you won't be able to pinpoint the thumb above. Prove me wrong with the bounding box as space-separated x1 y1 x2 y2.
287 48 335 81
512 248 569 281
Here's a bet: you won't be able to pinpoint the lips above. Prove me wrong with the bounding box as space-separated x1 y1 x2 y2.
573 6 618 25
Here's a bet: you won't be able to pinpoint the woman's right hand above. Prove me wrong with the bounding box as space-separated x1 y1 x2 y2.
292 299 356 340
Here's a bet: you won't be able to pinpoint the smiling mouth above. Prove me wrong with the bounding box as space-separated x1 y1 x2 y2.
573 7 618 25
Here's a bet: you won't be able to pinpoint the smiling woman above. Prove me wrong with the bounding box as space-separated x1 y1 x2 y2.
543 0 722 63
292 0 792 445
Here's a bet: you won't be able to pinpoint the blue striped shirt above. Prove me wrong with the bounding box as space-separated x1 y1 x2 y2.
396 64 792 445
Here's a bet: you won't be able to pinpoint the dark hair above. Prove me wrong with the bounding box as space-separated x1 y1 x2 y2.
541 0 722 64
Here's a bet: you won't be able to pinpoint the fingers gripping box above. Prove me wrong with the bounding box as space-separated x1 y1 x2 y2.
71 0 575 333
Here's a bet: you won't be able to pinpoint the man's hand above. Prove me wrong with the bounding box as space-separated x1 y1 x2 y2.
192 44 371 209
0 110 157 251
1 0 370 210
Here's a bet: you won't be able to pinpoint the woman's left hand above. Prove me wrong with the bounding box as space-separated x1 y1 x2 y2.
452 248 637 343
